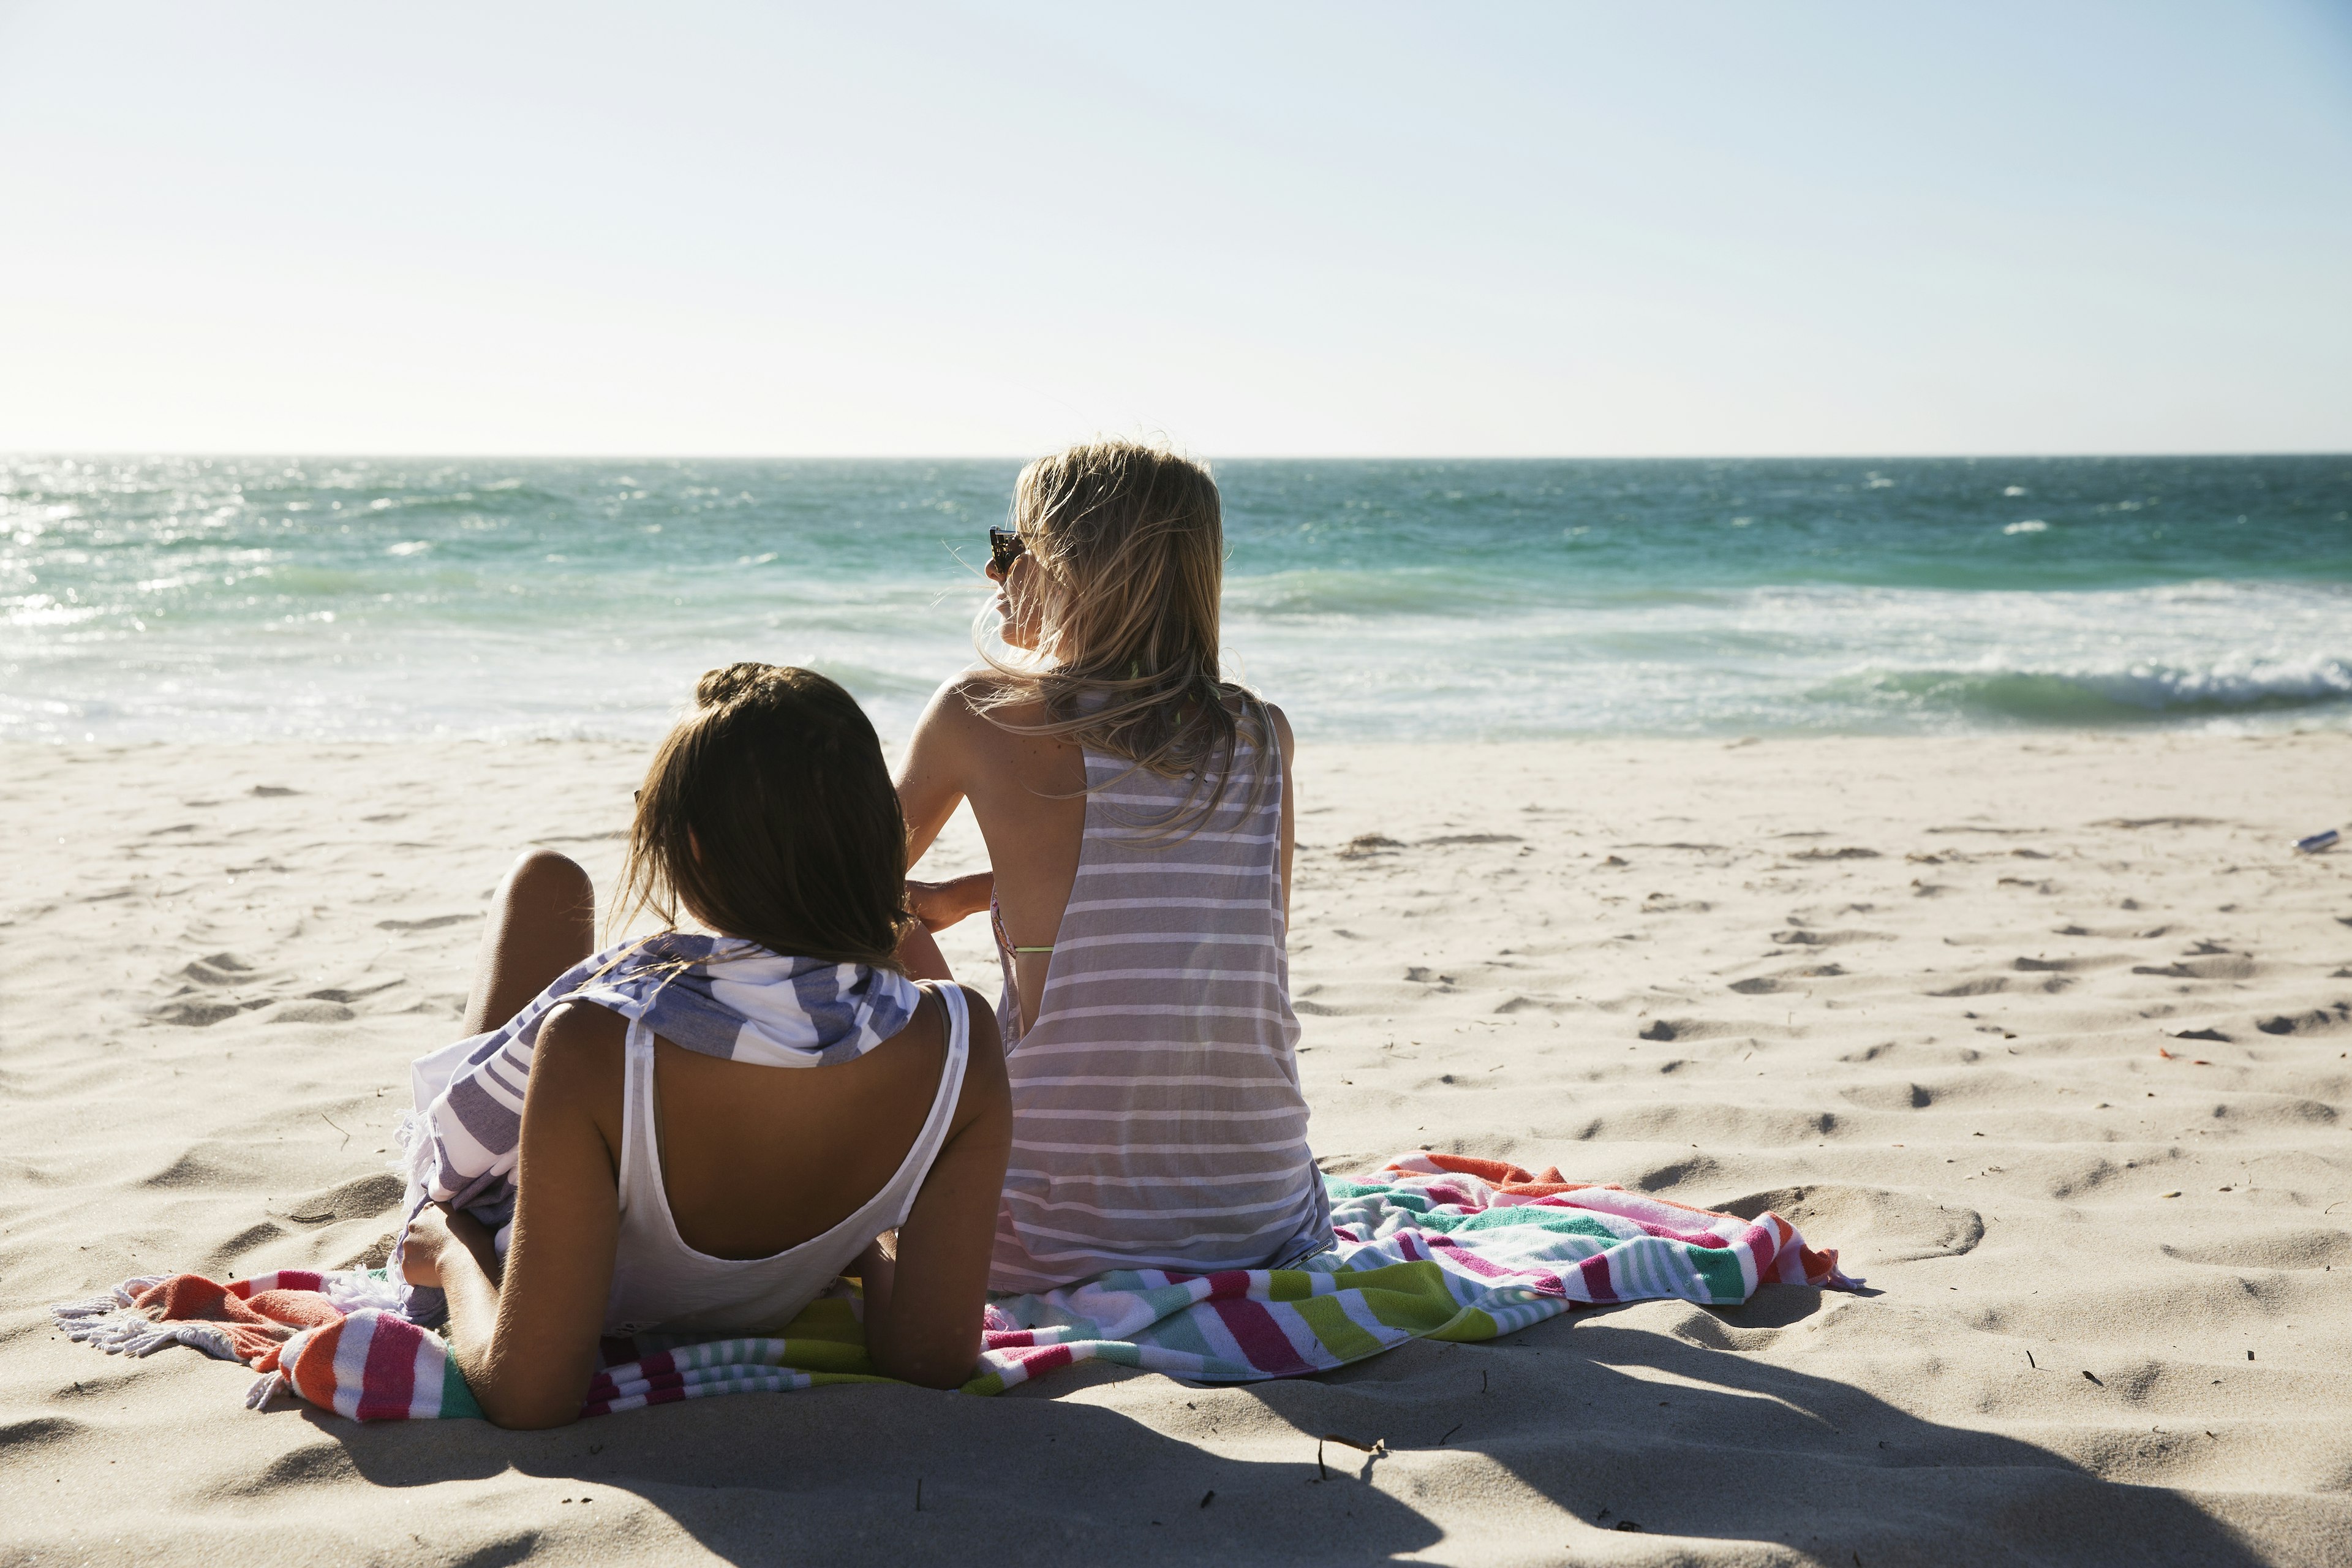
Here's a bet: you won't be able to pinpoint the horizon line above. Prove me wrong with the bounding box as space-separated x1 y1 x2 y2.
7 449 2350 464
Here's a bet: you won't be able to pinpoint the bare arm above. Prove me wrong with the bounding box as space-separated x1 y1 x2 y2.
859 985 1011 1388
1270 702 1297 931
897 676 982 870
402 1001 622 1428
897 677 997 933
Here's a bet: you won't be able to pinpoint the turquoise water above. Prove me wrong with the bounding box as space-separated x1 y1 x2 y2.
4 454 2348 743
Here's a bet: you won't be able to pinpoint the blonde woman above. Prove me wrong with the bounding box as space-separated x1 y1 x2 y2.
895 440 1331 1293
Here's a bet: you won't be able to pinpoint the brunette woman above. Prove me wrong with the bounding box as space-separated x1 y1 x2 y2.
399 665 1009 1427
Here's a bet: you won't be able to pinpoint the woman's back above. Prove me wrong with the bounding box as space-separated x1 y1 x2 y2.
646 986 956 1260
603 984 979 1335
894 437 1330 1293
982 717 1329 1291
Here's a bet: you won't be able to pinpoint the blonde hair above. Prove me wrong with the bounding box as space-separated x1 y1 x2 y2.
975 438 1269 824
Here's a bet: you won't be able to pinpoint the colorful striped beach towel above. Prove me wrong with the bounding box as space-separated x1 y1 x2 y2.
53 1153 1853 1420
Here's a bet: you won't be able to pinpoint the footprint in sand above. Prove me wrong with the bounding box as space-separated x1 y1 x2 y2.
1492 994 1568 1014
1716 1184 1985 1265
270 1172 405 1226
374 913 483 931
1732 962 1845 994
304 978 404 1004
262 1000 356 1024
2256 1004 2350 1036
1839 1080 1939 1111
179 952 259 986
2162 1229 2352 1270
2010 954 2127 980
1771 928 1894 948
2132 954 2256 981
151 952 279 1025
150 999 251 1027
1928 976 2009 997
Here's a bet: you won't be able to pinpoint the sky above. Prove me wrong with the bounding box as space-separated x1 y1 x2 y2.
1 1 2348 457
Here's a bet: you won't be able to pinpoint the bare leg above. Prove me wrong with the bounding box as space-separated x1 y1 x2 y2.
895 922 954 983
460 849 597 1036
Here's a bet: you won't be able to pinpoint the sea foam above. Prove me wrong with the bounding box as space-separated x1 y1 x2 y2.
5 454 2346 742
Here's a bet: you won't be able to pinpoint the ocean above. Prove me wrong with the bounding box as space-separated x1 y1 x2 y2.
5 455 2348 745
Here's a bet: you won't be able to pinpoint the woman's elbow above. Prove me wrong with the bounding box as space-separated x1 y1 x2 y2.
873 1338 981 1391
478 1389 583 1430
467 1360 590 1429
892 1361 977 1393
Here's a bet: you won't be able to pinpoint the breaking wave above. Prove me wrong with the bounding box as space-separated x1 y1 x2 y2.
1842 657 2352 725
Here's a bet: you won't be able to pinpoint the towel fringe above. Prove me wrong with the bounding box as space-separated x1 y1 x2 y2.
390 1110 434 1186
322 1268 406 1315
51 1274 166 1321
50 1303 245 1362
245 1371 286 1410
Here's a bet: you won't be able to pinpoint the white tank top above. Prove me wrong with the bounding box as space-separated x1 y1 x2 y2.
602 982 970 1337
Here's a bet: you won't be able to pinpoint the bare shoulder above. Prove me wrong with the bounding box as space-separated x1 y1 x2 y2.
916 671 1023 753
931 669 1012 725
1262 699 1295 757
946 982 1009 1126
1243 696 1294 772
930 668 988 712
526 1001 627 1113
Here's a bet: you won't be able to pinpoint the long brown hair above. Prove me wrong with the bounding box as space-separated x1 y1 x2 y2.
611 663 910 967
976 439 1270 825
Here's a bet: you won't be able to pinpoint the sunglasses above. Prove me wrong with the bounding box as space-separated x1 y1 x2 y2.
988 527 1027 576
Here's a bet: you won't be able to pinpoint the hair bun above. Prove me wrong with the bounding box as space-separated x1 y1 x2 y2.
696 662 782 708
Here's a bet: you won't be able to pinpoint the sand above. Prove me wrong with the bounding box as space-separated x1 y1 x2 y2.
3 729 2348 1566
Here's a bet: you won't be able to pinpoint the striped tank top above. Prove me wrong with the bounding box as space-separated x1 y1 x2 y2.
987 719 1332 1293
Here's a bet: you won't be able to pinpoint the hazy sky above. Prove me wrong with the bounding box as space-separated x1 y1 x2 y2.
2 2 2348 456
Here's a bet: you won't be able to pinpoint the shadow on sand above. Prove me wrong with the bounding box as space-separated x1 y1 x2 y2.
313 1287 2274 1566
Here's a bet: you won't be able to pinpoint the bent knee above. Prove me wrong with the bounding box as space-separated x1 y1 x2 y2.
503 848 594 904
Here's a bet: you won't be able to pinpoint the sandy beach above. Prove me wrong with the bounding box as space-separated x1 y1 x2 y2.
4 729 2348 1566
